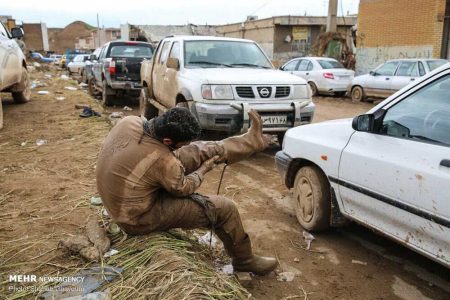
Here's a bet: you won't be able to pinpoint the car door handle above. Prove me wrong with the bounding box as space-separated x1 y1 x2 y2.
440 159 450 168
385 77 390 80
410 78 415 81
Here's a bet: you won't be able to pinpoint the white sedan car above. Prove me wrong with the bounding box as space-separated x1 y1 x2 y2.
281 57 354 96
67 54 90 74
276 63 450 267
349 58 448 102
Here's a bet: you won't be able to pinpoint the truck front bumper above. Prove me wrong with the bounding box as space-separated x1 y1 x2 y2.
192 101 315 134
109 81 142 91
275 150 293 187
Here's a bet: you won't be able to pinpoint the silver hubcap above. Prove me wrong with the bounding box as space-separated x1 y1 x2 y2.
296 177 314 222
353 89 361 100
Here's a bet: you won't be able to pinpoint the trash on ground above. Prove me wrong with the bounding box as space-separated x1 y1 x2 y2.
79 82 88 89
101 208 109 217
80 107 101 118
123 106 133 111
303 231 315 250
222 264 234 275
32 62 41 68
37 91 49 95
110 112 124 118
36 139 48 146
60 74 70 80
352 259 367 266
103 249 119 258
31 82 38 89
65 86 77 91
44 74 52 78
56 97 65 101
20 141 27 147
194 231 217 247
277 271 295 282
90 196 103 206
40 266 120 299
294 257 300 263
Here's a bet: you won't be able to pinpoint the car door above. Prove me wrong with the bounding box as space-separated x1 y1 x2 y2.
0 23 19 88
365 61 399 97
391 61 419 91
337 70 450 265
93 46 106 83
152 40 172 102
295 59 310 80
161 41 180 107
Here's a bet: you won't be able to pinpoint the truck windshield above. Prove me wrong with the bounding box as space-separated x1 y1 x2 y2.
184 40 272 69
110 45 153 58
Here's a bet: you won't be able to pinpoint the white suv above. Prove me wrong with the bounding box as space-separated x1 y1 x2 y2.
276 63 450 267
0 22 30 129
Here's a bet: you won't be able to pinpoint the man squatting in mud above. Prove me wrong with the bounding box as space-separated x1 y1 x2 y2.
96 107 278 275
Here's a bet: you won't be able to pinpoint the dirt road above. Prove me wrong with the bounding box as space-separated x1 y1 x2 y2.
0 67 449 299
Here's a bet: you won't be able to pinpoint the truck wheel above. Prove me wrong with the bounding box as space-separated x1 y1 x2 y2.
102 80 114 106
308 82 318 96
139 88 158 119
12 67 31 104
88 78 100 97
293 166 331 231
351 86 365 102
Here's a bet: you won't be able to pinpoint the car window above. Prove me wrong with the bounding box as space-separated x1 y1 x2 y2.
317 59 344 69
307 61 313 71
375 61 399 76
109 45 152 58
168 42 180 60
159 41 171 64
396 61 418 77
418 62 426 76
298 60 310 71
427 60 447 71
0 23 9 38
381 74 450 146
283 60 299 71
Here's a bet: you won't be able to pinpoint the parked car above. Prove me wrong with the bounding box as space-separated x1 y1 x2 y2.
90 41 154 105
140 36 315 141
67 54 90 75
349 58 448 102
280 57 354 96
30 52 55 63
50 54 62 65
83 47 101 88
275 62 450 267
0 22 31 129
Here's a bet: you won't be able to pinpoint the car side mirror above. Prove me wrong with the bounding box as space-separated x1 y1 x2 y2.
352 114 374 132
166 57 180 70
369 70 379 76
11 27 24 39
279 66 284 70
89 54 97 61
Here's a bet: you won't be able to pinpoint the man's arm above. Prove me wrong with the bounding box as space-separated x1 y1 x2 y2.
174 141 224 174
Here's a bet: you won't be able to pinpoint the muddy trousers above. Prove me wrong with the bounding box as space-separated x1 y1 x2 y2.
119 192 252 263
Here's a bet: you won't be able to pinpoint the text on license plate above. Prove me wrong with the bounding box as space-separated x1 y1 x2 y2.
261 115 287 125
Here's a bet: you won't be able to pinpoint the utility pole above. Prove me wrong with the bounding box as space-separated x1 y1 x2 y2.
96 13 100 47
326 0 338 32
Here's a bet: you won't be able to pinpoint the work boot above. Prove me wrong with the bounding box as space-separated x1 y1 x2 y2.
216 230 278 275
221 110 271 164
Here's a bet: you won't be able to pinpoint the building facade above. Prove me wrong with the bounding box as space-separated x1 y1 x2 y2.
22 23 49 52
356 0 450 74
75 28 121 50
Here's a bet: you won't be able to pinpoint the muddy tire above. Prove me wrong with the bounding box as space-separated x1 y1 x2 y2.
351 86 365 102
0 96 3 130
101 80 114 106
308 82 318 96
139 88 158 119
293 166 331 231
88 78 100 97
12 67 31 104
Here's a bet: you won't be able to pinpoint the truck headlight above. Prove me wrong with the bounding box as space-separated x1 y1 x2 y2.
293 84 310 99
201 85 234 100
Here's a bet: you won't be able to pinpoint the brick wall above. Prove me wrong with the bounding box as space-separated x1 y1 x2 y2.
22 23 44 52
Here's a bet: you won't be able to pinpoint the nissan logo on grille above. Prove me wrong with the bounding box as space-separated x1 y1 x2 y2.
258 87 272 98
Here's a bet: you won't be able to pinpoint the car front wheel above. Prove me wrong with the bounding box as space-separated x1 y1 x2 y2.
351 86 365 102
293 166 331 231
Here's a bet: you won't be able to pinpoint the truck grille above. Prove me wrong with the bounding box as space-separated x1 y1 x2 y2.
275 86 290 98
235 86 255 98
257 87 272 98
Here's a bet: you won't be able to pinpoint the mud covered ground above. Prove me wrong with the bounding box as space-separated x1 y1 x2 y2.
0 67 449 299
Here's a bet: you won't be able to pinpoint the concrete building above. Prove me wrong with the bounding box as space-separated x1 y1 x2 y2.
0 15 16 30
75 28 121 50
215 16 357 65
355 0 450 74
22 23 49 52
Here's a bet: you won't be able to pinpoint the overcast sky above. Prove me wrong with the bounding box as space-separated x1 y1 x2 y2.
1 0 359 28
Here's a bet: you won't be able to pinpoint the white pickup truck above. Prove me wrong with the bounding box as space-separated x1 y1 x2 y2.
276 63 450 267
0 22 30 129
140 36 315 141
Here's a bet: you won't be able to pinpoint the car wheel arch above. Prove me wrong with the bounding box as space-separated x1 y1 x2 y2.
286 158 329 189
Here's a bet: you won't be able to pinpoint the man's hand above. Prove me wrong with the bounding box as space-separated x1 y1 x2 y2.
197 155 220 176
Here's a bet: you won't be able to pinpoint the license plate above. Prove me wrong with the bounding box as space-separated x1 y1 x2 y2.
261 115 287 125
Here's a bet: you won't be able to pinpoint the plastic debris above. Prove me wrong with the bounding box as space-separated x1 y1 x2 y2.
101 208 109 217
32 62 41 68
60 74 69 80
79 82 88 89
31 82 37 89
37 91 49 95
20 141 27 147
90 196 103 206
103 249 119 258
123 106 133 111
56 97 65 101
303 231 315 250
194 231 217 247
65 86 77 91
36 139 48 146
277 272 295 282
294 257 300 263
110 112 124 118
352 259 367 266
44 74 52 78
222 264 234 275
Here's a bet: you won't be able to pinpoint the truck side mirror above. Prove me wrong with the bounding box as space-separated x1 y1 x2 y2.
11 27 24 39
166 58 180 70
352 114 374 132
89 54 97 61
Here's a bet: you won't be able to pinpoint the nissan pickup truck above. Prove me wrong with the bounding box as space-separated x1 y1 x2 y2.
0 22 30 129
91 41 154 105
140 36 315 142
